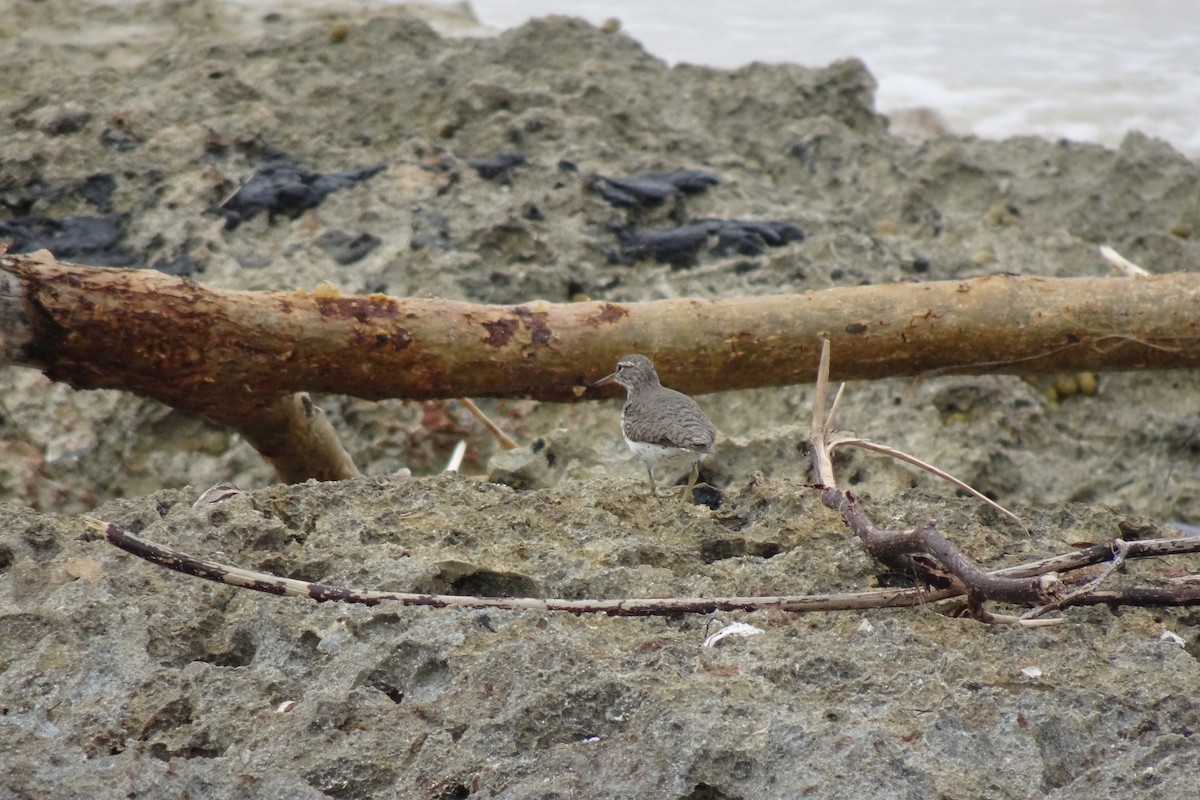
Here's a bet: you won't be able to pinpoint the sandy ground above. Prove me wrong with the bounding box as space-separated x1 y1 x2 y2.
2 2 1200 798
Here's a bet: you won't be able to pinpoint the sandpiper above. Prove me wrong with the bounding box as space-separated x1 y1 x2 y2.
593 354 716 501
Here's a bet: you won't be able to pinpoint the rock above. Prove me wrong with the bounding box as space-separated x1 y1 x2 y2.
0 214 133 266
313 229 382 265
466 151 526 181
487 439 556 489
33 101 92 135
2 5 1200 798
209 153 387 230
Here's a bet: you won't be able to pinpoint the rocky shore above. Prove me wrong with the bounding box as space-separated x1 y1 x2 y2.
2 3 1199 798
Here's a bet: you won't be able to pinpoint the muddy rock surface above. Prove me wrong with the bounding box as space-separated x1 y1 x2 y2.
2 3 1199 798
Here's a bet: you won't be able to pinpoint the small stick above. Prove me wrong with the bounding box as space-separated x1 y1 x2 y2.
967 600 1063 628
992 536 1200 578
1099 245 1150 276
444 439 467 473
808 340 837 486
1067 538 1132 594
830 436 1026 532
1022 539 1132 619
458 397 519 450
214 179 244 209
827 382 847 431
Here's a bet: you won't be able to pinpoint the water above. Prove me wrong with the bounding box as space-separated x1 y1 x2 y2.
469 0 1200 157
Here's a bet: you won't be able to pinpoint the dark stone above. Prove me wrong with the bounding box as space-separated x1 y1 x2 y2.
78 173 117 211
708 219 805 256
467 152 526 181
210 153 386 230
0 214 133 266
150 241 204 276
314 230 382 265
691 484 723 510
592 175 672 208
0 172 120 216
590 169 720 210
607 222 713 268
638 169 721 194
410 208 453 251
38 104 92 136
608 219 803 268
712 224 766 257
100 126 143 152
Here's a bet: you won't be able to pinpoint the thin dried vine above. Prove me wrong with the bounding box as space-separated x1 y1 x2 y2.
83 515 1200 618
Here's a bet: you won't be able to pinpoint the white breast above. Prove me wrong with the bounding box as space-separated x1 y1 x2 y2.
624 437 705 476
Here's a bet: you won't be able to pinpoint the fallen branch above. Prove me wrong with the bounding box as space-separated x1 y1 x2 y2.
821 488 1062 617
82 515 954 616
235 392 360 482
82 514 1200 617
5 250 1200 402
6 249 1200 482
806 338 1200 621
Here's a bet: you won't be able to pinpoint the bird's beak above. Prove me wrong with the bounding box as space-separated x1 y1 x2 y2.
591 371 617 388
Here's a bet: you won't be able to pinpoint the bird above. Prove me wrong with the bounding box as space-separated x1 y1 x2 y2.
593 354 716 501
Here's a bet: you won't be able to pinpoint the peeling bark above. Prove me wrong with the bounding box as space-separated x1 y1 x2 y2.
4 249 1200 483
4 251 1199 408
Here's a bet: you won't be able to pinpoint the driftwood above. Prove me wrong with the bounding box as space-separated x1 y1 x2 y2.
4 249 1200 481
80 515 1200 618
808 341 1058 624
806 338 1200 623
4 251 1200 401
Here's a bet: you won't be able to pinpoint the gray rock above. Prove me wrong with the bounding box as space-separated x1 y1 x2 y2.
2 4 1199 798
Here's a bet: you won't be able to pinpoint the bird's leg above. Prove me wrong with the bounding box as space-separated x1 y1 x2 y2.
683 463 700 504
645 466 662 503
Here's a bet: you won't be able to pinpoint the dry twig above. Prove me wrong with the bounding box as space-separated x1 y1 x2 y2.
806 339 1200 621
809 340 1063 624
1022 539 1133 619
1099 245 1150 276
829 435 1025 532
457 398 519 450
83 515 1200 617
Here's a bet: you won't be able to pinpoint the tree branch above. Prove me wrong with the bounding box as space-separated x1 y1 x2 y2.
231 392 360 483
6 250 1200 483
5 250 1200 408
82 511 1200 619
81 515 964 616
808 340 1064 621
